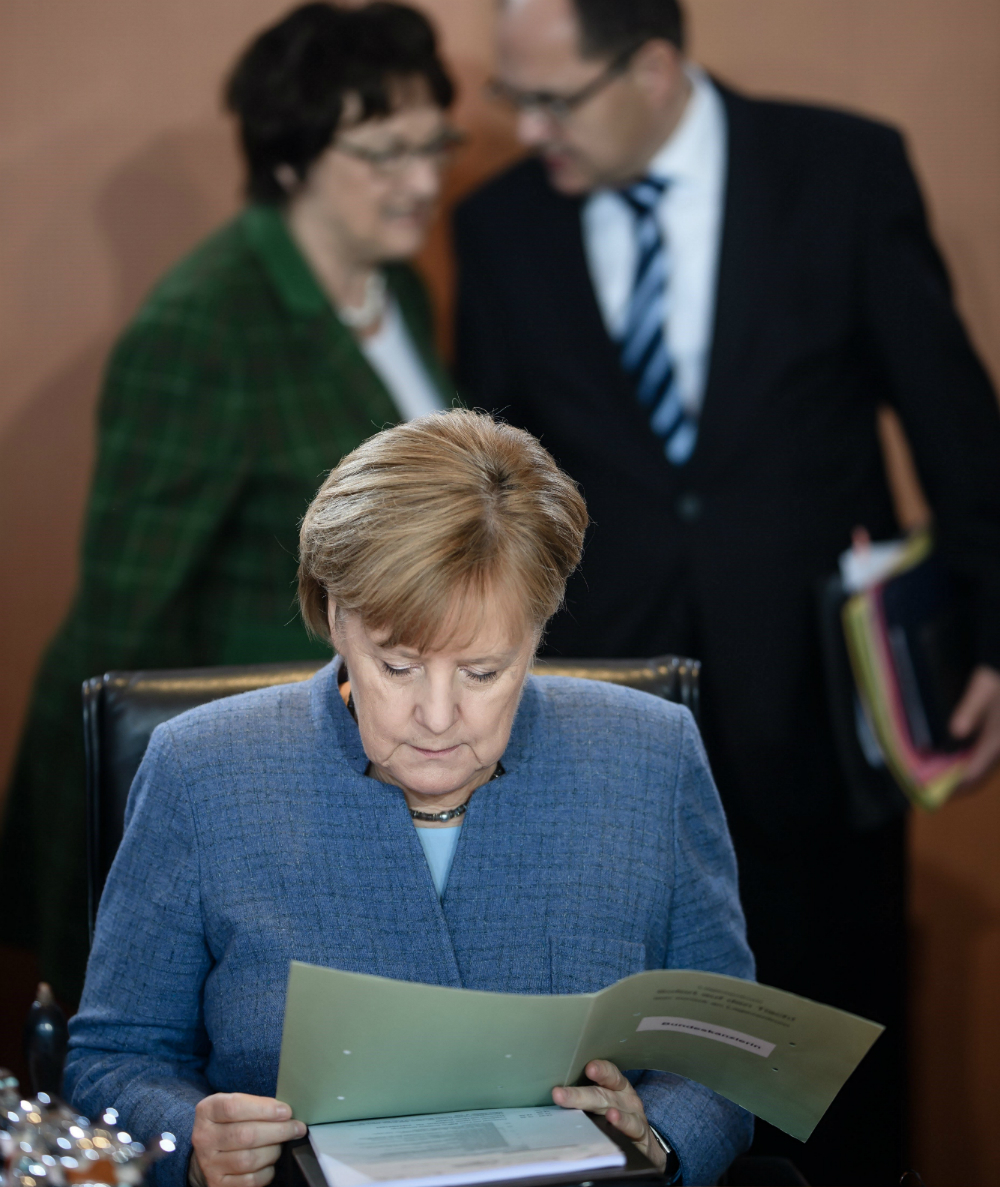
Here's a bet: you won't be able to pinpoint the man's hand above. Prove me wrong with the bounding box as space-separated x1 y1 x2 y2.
951 665 1000 787
552 1059 666 1172
190 1093 306 1187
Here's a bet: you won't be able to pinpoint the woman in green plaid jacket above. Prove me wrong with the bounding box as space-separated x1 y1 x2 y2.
1 2 462 1000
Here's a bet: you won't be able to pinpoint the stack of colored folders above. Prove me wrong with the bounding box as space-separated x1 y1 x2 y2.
840 531 973 810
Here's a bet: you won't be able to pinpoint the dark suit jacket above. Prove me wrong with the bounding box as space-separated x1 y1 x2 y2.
454 83 1000 845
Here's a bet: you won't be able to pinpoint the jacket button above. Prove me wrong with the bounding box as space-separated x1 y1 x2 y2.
675 492 703 522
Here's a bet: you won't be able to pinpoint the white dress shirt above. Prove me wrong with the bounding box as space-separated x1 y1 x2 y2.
581 65 727 417
359 295 446 421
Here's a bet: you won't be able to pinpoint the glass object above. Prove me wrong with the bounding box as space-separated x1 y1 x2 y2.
333 128 466 177
486 43 641 121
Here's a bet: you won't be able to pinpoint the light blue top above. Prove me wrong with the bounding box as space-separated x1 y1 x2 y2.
66 659 754 1187
416 824 463 898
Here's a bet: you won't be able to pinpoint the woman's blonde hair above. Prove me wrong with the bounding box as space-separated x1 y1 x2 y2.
298 410 588 648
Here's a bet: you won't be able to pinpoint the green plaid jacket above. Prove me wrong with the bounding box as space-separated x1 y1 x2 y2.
1 205 455 998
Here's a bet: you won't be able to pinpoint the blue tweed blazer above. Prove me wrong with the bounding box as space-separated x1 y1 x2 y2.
66 661 754 1187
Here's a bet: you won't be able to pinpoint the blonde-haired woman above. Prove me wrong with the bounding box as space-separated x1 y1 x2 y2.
66 411 754 1187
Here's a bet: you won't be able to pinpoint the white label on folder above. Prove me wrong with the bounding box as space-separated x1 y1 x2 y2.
637 1016 776 1057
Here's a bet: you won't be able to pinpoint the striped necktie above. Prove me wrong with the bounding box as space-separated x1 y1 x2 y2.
618 176 698 465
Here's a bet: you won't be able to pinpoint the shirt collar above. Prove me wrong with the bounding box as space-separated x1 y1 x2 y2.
241 203 331 318
645 64 724 188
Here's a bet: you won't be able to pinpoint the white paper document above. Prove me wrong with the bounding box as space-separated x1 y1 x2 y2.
308 1106 627 1187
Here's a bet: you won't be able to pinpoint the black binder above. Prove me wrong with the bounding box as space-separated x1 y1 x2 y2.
817 542 974 823
879 552 973 753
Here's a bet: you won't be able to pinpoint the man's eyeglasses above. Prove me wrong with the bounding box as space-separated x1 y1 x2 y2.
486 43 642 121
333 128 467 176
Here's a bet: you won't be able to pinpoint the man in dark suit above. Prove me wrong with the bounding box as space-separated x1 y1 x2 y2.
453 1 1000 1182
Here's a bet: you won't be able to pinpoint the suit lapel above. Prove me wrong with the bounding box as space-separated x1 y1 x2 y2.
520 168 683 483
547 195 627 396
439 681 545 992
243 204 417 431
312 666 464 987
311 310 401 429
694 85 776 475
513 174 630 410
358 790 466 987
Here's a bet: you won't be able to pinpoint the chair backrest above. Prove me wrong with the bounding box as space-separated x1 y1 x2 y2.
82 654 699 940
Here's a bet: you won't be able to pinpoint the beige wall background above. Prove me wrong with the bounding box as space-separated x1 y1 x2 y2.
2 2 999 1182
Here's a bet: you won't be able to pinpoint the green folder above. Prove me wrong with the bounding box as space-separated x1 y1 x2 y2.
276 963 882 1142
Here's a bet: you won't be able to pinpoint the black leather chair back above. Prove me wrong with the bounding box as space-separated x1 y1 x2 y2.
82 654 699 940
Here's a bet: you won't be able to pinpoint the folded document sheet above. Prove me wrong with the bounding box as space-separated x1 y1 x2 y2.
277 963 883 1142
309 1107 625 1187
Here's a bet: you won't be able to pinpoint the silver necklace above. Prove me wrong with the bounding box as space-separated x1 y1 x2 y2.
337 271 387 332
409 801 470 823
407 763 505 822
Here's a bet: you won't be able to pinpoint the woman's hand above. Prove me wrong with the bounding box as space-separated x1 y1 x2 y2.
552 1060 666 1172
190 1093 306 1187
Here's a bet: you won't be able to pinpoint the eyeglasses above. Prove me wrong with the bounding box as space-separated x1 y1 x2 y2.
486 43 642 121
333 128 467 176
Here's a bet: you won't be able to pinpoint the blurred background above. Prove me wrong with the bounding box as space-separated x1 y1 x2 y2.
1 2 998 1182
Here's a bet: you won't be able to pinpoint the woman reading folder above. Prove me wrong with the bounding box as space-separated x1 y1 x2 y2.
66 410 755 1187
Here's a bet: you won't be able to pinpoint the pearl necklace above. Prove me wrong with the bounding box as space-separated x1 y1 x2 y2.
337 271 387 332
